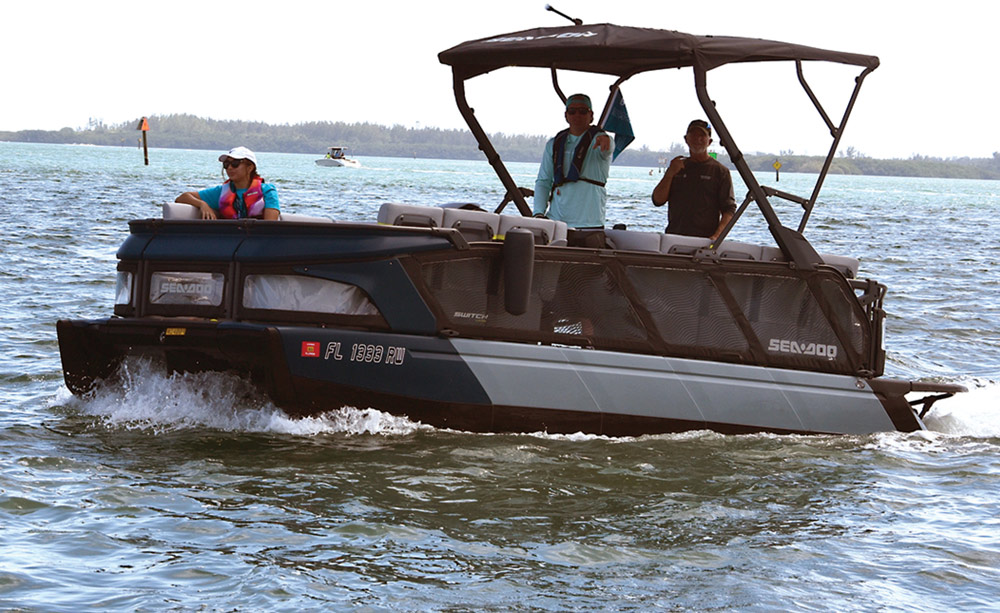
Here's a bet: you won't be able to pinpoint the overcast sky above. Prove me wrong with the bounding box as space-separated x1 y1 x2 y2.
5 1 997 159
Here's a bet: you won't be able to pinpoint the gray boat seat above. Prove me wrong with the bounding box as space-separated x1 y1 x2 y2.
498 215 568 246
819 253 860 278
717 240 763 260
760 245 859 278
278 212 334 223
443 208 501 242
377 202 444 228
162 202 201 220
162 202 331 223
605 229 661 252
760 245 786 263
660 234 712 255
660 234 762 260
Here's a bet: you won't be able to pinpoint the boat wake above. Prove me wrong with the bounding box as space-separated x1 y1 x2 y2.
57 358 426 437
923 380 1000 437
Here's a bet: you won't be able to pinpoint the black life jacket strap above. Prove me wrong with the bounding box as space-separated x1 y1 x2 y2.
552 126 606 191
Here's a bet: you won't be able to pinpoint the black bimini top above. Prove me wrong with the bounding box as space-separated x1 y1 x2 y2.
438 23 879 79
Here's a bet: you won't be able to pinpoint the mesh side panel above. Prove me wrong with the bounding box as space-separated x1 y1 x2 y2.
417 252 870 376
818 278 866 356
537 261 647 341
422 256 647 341
625 267 748 352
423 257 492 325
724 273 852 369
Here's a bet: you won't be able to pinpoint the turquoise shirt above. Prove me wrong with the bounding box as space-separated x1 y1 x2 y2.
198 182 280 218
533 131 613 228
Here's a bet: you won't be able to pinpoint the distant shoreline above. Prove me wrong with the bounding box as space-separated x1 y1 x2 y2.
3 114 998 180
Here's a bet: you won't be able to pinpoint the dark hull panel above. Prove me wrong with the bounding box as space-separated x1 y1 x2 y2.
57 318 926 436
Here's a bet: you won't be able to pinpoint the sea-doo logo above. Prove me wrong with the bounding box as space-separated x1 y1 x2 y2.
453 311 488 323
301 341 320 358
484 31 598 44
159 281 215 294
768 338 838 360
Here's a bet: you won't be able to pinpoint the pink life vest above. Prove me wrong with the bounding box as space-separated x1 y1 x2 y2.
218 177 266 219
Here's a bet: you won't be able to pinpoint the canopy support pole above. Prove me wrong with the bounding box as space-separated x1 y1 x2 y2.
797 62 875 232
451 71 533 216
694 67 821 270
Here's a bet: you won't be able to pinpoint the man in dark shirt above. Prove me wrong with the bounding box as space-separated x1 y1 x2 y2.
651 120 736 239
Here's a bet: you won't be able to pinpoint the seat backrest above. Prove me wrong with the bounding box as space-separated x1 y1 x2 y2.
377 203 444 228
442 208 501 242
605 229 661 252
759 246 786 263
497 215 568 246
163 202 201 220
279 212 334 223
819 253 860 278
717 240 763 261
758 245 860 278
660 233 712 255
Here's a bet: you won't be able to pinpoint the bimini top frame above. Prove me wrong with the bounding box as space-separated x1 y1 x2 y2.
439 23 879 270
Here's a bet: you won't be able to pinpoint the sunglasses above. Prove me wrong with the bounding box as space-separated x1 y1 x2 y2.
222 159 244 169
566 107 591 115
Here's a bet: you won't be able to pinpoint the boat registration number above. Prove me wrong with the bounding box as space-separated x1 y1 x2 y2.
306 341 406 366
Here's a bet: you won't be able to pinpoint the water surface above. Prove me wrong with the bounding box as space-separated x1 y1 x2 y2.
2 142 999 611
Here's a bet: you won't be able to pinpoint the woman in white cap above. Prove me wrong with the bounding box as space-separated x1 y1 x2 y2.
176 147 280 220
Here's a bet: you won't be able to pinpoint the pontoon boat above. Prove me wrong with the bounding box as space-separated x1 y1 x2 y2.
57 22 964 435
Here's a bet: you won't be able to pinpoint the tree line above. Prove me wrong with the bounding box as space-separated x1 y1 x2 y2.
3 114 999 179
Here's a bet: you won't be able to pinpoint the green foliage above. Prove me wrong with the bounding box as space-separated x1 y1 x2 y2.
1 114 998 179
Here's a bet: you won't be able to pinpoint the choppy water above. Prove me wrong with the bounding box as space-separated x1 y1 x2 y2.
2 142 1000 611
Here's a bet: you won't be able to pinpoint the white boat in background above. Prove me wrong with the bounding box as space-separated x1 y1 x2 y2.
316 146 361 168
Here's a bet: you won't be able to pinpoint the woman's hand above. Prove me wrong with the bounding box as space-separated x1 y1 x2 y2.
199 203 218 220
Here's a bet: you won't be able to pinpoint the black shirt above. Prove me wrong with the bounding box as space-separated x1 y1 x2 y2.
665 157 737 237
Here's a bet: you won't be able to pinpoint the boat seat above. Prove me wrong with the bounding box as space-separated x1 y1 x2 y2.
498 215 568 246
377 202 444 228
760 246 859 278
604 229 661 252
442 208 501 242
659 234 762 260
819 253 860 278
717 240 763 261
760 246 786 263
162 202 201 220
278 212 333 223
163 202 331 223
660 234 712 255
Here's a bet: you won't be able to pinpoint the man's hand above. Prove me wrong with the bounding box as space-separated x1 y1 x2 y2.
667 155 686 176
593 133 611 152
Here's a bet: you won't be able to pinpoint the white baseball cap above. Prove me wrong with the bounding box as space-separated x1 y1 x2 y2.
219 146 257 166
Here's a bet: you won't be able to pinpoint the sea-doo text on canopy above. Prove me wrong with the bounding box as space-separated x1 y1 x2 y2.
57 15 964 435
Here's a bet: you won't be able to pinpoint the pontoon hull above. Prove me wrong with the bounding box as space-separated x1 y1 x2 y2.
57 317 924 435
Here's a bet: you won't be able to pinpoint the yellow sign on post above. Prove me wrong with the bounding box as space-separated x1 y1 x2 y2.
773 159 781 181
